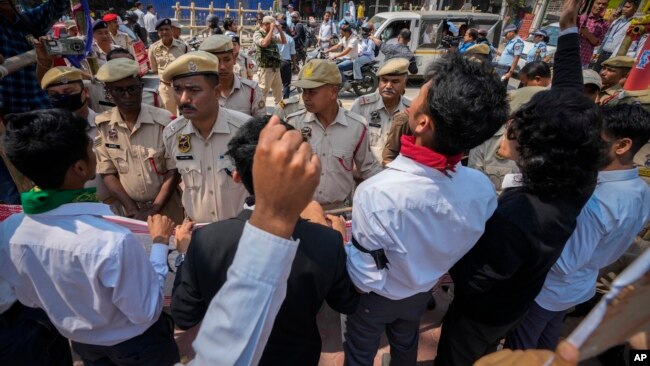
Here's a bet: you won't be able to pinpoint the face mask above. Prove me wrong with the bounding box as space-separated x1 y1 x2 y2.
50 92 86 111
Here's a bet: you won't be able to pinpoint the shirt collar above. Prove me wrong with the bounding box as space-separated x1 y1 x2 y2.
501 173 525 189
304 107 348 127
31 202 114 217
109 105 154 130
183 109 231 137
387 154 460 179
87 108 97 128
597 168 639 183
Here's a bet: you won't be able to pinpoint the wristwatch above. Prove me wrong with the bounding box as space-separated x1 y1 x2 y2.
174 253 185 269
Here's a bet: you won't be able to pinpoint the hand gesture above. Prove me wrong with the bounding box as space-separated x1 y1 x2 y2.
175 218 194 254
148 214 175 245
250 115 321 239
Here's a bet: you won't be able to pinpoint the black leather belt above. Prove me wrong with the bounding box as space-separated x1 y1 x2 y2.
351 236 390 270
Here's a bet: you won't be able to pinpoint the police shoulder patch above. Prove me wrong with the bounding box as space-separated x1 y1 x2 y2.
95 110 112 125
401 96 412 107
163 117 188 140
225 109 251 128
286 108 307 120
345 110 367 125
359 92 378 106
240 77 258 89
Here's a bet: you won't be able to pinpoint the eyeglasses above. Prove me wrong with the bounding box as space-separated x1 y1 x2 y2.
106 84 143 96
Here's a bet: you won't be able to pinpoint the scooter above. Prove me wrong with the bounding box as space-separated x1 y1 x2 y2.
336 59 379 97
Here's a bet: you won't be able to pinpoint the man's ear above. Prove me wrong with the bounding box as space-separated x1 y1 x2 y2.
614 137 633 157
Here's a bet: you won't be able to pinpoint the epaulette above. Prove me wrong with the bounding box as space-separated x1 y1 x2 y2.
95 109 113 125
163 117 188 139
149 106 174 127
224 108 251 128
358 92 379 106
279 95 300 109
344 110 367 125
286 108 307 120
240 77 259 89
401 96 412 107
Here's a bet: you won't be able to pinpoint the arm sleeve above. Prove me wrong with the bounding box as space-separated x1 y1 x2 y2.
171 235 208 330
251 86 266 117
551 29 582 92
468 145 486 172
164 135 177 170
188 222 299 366
148 47 158 73
94 133 118 174
325 233 360 314
99 233 167 325
354 125 383 179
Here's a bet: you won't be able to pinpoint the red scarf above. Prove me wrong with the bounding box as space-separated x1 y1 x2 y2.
399 135 463 175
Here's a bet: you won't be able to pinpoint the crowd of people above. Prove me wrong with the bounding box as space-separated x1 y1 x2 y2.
1 0 650 365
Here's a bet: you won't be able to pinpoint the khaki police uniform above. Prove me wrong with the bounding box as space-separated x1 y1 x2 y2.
273 95 303 120
163 110 249 223
149 38 189 115
220 76 265 117
468 126 519 193
287 108 381 207
235 53 255 80
254 17 284 105
598 56 635 107
199 35 266 117
350 91 410 163
381 110 410 166
111 30 135 55
161 51 249 223
94 58 183 222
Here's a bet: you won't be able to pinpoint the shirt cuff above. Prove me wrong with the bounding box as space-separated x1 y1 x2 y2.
560 27 578 36
232 222 300 284
149 243 168 266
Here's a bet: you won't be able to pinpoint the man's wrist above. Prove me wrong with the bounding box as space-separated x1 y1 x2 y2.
151 235 170 244
249 208 297 239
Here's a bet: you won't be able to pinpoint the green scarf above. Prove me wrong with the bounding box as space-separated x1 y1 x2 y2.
21 187 99 214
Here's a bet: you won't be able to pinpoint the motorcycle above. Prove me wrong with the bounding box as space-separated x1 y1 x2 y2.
336 59 379 97
187 36 201 51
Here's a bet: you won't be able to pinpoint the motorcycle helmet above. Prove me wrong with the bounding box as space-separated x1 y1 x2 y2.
124 11 138 22
360 23 372 38
206 14 219 28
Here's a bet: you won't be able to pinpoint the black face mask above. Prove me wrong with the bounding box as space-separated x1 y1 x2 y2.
50 92 86 112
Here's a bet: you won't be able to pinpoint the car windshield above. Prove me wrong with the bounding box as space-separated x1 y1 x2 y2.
543 25 560 47
370 15 386 34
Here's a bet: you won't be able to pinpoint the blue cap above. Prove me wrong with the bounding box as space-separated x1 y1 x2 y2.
155 18 172 30
503 24 517 34
532 29 548 37
92 20 108 31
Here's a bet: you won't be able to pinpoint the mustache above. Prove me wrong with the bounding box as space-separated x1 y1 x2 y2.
179 104 197 111
381 88 396 95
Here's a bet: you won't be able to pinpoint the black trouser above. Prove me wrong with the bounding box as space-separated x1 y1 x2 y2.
435 302 524 366
280 59 292 99
0 302 73 365
593 51 613 72
71 313 180 366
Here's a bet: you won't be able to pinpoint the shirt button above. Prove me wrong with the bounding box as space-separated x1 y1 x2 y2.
141 190 145 194
137 173 141 177
211 211 216 216
207 166 212 171
321 173 324 176
209 190 214 195
318 191 322 194
204 142 209 147
322 153 326 157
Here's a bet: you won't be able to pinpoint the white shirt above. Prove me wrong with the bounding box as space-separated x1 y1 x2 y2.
341 34 359 59
278 31 296 61
601 16 634 53
319 20 335 42
536 168 650 311
134 8 145 28
347 154 498 299
187 222 299 366
0 203 168 346
144 11 157 33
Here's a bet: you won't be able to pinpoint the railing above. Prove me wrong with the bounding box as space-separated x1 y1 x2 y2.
171 1 279 38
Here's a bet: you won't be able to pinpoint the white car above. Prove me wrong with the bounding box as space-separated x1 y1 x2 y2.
517 22 560 69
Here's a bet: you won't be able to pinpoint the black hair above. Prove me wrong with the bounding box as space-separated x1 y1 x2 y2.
602 104 650 158
625 0 639 7
135 1 142 7
466 28 478 41
507 90 604 198
3 109 91 189
520 61 551 80
204 73 219 87
226 116 295 194
399 28 411 42
106 47 134 61
420 53 508 155
146 5 153 11
223 17 234 30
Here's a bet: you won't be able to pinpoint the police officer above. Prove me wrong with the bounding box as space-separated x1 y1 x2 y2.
148 18 190 115
199 35 266 117
273 94 304 120
254 16 286 106
350 58 411 163
229 35 255 80
287 59 381 209
103 13 134 56
496 24 524 83
161 51 250 223
598 56 634 106
94 58 184 223
527 29 548 64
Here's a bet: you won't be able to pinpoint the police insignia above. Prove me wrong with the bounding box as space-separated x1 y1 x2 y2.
258 100 265 109
108 128 118 141
279 100 286 108
178 134 191 153
60 77 69 84
370 111 381 124
188 61 198 73
301 127 312 141
303 63 314 77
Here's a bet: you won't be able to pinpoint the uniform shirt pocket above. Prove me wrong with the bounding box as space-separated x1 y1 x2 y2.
144 148 167 175
332 149 354 172
107 147 129 174
176 160 202 190
216 158 239 189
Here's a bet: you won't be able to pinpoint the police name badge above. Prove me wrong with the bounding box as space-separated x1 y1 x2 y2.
369 111 381 127
301 127 312 141
178 134 191 153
